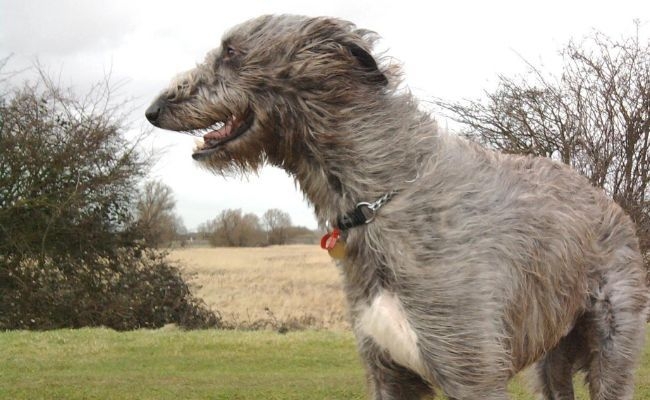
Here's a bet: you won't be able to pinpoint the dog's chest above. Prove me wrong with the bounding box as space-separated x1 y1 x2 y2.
356 291 427 377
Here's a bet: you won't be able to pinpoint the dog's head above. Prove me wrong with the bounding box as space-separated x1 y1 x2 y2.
145 14 388 174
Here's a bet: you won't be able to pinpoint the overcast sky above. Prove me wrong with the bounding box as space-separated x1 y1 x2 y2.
1 0 648 230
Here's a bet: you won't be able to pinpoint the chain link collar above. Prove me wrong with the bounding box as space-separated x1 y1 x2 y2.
336 190 399 230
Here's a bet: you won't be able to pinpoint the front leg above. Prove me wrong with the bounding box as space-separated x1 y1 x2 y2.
360 338 435 400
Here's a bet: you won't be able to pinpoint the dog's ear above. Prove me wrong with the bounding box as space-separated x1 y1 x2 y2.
346 43 388 86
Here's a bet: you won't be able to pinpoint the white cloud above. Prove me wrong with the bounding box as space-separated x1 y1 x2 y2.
0 0 136 56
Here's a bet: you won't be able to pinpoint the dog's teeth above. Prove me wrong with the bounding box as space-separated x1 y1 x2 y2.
212 121 225 129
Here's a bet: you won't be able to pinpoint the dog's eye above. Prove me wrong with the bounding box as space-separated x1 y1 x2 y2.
226 46 237 57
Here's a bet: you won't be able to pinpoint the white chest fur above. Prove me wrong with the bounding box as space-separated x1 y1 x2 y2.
357 291 427 377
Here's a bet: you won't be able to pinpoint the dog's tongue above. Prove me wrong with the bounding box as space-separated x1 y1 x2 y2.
204 120 233 142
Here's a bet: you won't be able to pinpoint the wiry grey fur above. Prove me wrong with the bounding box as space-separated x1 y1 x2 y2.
146 15 649 399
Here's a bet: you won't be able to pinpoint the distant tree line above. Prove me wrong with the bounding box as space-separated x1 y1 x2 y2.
130 183 317 248
197 208 316 247
436 24 650 270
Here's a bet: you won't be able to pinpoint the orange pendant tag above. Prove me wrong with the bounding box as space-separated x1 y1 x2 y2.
321 229 346 259
327 240 346 259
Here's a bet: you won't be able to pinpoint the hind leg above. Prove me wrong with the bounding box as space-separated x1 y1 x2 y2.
532 346 576 400
585 269 647 399
585 305 646 399
530 321 590 400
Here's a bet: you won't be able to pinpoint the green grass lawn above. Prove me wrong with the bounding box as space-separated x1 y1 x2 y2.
1 327 649 399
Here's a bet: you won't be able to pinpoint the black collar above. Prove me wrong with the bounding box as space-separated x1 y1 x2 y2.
336 190 398 230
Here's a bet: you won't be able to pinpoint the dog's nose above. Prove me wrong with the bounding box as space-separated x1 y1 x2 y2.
145 97 166 125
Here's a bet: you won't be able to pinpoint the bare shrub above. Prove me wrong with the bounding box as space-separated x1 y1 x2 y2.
437 24 650 267
0 69 219 330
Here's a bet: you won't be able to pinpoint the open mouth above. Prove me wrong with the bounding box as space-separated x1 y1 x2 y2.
191 112 254 160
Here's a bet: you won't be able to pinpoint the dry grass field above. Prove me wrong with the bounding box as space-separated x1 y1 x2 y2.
170 245 350 330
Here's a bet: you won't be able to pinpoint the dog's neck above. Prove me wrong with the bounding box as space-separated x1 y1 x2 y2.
282 93 439 229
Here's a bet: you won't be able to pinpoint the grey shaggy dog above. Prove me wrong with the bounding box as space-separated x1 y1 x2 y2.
146 15 649 400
